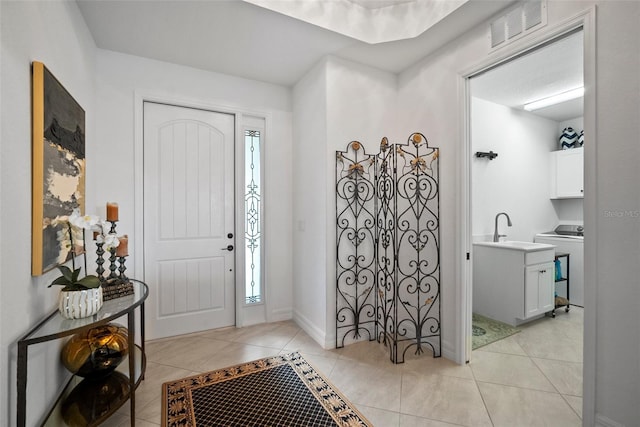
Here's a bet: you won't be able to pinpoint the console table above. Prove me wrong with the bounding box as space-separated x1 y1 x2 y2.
17 280 148 426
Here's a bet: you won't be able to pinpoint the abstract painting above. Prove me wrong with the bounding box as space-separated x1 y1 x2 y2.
32 62 86 276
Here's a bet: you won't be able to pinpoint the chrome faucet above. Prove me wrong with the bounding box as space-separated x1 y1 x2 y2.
493 212 513 242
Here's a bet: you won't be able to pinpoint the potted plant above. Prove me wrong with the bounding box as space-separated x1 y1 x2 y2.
49 209 115 319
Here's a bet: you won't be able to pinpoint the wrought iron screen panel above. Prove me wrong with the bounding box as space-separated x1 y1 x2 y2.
336 133 441 364
336 141 377 347
377 133 441 363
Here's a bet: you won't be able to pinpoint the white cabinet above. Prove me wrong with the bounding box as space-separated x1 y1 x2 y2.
524 262 555 317
473 242 555 326
550 147 583 199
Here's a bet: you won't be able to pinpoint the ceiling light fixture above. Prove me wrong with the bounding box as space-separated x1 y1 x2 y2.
523 87 584 111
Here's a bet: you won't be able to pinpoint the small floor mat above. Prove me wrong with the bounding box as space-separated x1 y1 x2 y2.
162 352 371 427
472 313 520 350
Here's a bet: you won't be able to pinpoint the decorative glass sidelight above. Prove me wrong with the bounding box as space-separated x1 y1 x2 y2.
245 130 262 304
336 133 441 364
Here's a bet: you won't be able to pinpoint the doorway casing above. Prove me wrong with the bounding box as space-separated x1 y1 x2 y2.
133 91 271 332
456 6 596 425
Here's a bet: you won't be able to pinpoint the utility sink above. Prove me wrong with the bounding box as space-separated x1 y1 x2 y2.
473 240 557 326
473 241 556 252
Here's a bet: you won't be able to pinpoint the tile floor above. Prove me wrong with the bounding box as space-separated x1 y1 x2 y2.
104 307 583 427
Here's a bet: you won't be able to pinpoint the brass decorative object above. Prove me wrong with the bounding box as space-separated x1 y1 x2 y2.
62 371 129 426
61 323 129 379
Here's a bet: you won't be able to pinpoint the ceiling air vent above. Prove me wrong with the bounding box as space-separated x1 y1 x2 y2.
490 0 546 49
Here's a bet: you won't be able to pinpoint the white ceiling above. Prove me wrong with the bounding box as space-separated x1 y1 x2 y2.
471 30 584 121
347 0 415 9
76 0 583 121
76 0 515 87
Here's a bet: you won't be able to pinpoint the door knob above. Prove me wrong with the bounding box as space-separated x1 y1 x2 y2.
221 245 234 251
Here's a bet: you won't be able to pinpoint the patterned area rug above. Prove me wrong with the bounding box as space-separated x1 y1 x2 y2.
472 313 520 350
162 352 371 427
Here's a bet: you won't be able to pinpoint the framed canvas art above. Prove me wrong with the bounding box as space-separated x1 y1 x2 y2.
32 62 86 276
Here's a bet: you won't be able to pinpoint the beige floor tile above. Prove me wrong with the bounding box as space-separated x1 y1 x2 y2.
401 374 492 426
515 334 583 363
478 381 582 427
198 342 281 372
135 393 163 425
296 350 339 376
130 306 584 427
358 405 400 427
402 352 475 380
98 413 130 427
335 340 406 375
563 394 583 419
399 414 463 427
283 330 337 357
336 339 392 364
475 334 527 356
135 362 195 407
145 336 233 371
469 351 556 391
533 357 583 396
329 359 402 412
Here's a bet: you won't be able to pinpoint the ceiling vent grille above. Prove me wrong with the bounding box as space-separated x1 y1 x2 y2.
490 0 546 49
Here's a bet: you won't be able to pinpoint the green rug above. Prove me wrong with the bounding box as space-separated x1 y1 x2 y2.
472 313 520 350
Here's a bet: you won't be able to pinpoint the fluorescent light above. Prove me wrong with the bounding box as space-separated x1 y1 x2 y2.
524 87 584 111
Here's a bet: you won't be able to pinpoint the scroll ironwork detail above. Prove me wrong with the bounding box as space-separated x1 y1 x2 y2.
336 133 441 363
336 141 377 347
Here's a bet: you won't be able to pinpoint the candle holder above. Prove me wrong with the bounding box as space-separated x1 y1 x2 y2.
107 248 118 280
96 241 106 282
106 220 119 280
99 218 134 301
118 256 128 280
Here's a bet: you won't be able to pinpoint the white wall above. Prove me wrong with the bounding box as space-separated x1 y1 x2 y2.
94 49 294 328
398 1 640 424
1 5 294 423
0 2 97 425
591 3 640 425
292 59 330 343
292 56 398 347
324 57 399 343
471 97 559 242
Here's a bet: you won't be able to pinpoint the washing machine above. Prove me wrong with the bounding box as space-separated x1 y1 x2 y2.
534 224 584 307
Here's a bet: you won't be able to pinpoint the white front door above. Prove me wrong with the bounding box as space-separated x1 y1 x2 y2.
143 102 235 339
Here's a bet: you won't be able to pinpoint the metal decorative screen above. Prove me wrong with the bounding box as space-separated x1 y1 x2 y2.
336 141 377 345
245 130 261 304
336 133 441 363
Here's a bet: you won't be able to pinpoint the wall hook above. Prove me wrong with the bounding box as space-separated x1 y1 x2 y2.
475 151 498 160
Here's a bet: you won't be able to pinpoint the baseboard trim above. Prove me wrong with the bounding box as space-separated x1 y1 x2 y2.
269 307 293 323
596 414 626 427
292 309 329 349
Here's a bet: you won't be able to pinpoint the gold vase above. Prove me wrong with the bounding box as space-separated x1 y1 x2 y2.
61 323 129 379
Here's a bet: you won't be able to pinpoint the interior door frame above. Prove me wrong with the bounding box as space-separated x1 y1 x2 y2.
134 91 270 329
456 6 597 424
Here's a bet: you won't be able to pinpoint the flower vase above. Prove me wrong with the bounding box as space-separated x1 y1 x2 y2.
58 287 104 319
